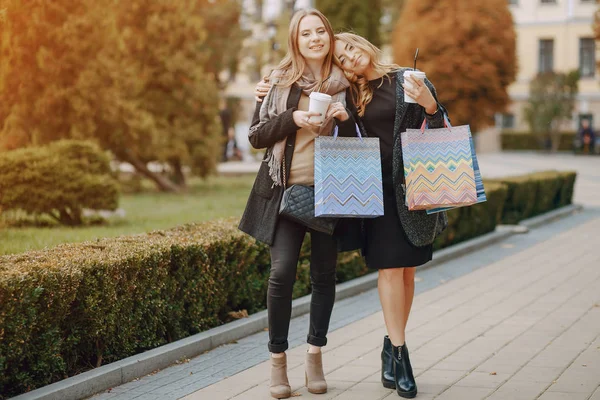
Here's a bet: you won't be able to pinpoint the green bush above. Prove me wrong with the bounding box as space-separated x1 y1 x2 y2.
0 140 119 225
433 181 508 250
501 131 576 151
488 170 577 224
0 171 577 397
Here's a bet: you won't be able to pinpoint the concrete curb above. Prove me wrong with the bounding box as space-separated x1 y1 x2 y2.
11 204 582 400
518 203 583 230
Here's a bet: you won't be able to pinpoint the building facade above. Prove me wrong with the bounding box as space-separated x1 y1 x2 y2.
503 0 598 131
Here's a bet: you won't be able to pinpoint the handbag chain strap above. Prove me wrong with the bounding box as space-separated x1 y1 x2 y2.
282 154 287 189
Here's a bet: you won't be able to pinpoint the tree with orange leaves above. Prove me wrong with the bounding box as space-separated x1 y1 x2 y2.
392 0 517 132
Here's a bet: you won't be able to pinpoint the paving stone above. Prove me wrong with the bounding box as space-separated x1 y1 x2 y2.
537 392 590 400
435 386 493 400
486 380 549 400
454 371 511 389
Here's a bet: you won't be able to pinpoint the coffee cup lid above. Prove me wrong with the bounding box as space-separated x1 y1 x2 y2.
310 92 332 102
403 70 426 77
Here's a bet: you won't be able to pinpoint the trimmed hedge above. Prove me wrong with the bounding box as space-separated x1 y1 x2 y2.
0 140 119 225
501 131 576 151
433 181 508 250
0 220 271 397
488 171 577 225
0 171 576 398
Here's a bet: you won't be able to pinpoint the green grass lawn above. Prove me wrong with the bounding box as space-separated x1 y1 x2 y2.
0 175 256 255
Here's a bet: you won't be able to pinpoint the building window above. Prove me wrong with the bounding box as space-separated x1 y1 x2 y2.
578 114 594 130
580 38 596 78
539 39 554 73
540 0 557 3
500 113 516 129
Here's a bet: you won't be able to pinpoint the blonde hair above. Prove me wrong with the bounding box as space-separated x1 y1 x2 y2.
334 32 399 117
271 9 336 90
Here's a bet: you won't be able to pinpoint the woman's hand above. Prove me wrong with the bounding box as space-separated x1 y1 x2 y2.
325 102 349 122
254 79 273 102
403 75 438 114
293 110 323 132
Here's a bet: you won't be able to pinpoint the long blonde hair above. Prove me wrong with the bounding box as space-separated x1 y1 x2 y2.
271 9 336 90
334 33 399 116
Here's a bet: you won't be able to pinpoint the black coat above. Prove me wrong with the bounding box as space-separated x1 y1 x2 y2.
347 68 449 247
238 84 358 246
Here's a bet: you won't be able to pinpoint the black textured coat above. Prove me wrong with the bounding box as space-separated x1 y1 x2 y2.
348 68 449 247
238 84 358 246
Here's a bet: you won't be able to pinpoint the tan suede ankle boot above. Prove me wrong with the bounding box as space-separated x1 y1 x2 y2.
305 351 327 394
270 354 291 399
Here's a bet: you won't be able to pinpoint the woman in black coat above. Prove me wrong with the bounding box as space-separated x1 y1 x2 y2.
238 9 357 399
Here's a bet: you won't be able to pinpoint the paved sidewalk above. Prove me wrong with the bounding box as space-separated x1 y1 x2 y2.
181 215 600 400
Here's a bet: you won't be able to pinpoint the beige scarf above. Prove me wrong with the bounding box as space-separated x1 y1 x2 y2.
251 66 350 187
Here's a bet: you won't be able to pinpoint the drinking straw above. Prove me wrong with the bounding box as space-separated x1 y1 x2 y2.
413 48 419 70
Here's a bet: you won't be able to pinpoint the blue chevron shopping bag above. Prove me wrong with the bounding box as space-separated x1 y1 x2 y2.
314 125 384 218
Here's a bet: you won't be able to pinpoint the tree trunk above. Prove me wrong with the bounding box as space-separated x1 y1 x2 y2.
170 158 187 188
123 154 181 193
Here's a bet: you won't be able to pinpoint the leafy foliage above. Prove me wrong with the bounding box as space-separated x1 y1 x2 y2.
487 171 577 224
501 131 577 151
316 0 383 47
0 140 119 225
381 0 406 44
523 71 579 150
0 0 241 191
392 0 517 131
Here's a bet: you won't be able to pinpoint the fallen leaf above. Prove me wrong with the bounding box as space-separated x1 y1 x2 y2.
582 364 587 367
228 309 249 319
490 372 497 376
291 392 302 397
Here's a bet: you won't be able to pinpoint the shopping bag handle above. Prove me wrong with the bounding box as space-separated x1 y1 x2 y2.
333 123 363 140
420 113 452 133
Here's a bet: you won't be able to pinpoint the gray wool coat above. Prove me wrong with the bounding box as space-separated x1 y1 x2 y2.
238 84 359 246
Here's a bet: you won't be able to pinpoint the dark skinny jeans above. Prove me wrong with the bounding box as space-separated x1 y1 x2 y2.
267 217 338 353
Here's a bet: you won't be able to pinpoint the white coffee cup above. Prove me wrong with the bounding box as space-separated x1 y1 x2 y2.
403 70 426 103
308 92 332 123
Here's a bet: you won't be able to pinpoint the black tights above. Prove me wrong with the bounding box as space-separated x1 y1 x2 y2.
267 217 338 353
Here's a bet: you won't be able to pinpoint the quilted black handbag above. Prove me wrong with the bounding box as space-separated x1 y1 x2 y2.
279 184 338 235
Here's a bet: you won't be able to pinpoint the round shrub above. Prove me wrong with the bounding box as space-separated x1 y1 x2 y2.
0 140 119 225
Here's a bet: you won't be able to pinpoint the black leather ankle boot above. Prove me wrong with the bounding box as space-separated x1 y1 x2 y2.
381 336 395 389
392 343 417 398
